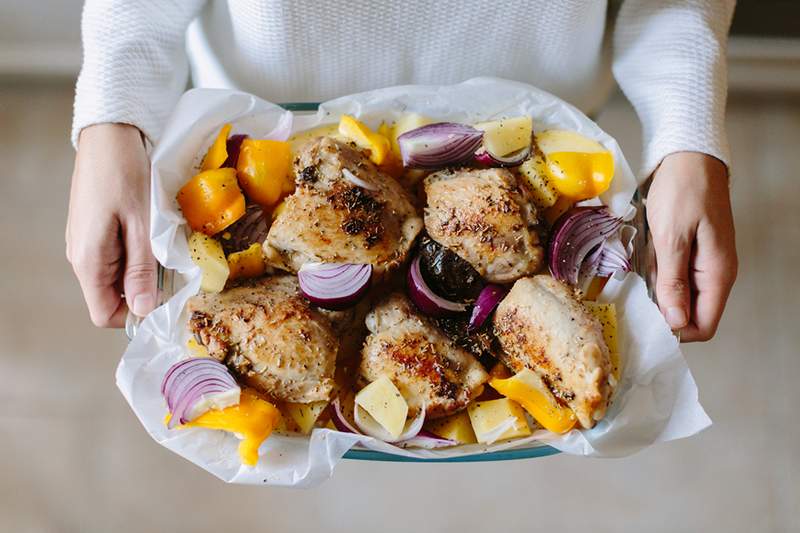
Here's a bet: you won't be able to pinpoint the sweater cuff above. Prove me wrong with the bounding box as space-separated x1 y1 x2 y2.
638 93 731 179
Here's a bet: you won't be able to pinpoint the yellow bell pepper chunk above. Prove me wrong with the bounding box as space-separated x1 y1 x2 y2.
338 115 391 165
546 150 614 200
534 130 615 202
236 139 293 208
177 168 246 235
227 243 267 281
490 369 577 434
182 390 281 466
201 123 232 171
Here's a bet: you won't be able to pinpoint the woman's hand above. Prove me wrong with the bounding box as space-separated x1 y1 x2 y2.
647 152 737 342
66 123 156 327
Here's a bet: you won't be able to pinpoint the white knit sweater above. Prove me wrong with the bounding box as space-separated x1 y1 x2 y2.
72 0 735 178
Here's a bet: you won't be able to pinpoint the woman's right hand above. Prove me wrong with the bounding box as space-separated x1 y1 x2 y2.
66 123 157 327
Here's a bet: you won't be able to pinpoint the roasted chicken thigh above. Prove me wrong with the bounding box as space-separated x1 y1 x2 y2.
492 275 613 428
360 293 489 419
187 276 337 403
265 137 423 275
423 167 543 283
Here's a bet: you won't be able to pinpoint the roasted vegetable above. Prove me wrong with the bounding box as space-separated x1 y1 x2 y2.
201 124 232 171
417 235 484 303
338 115 391 165
177 168 246 235
434 314 498 370
227 243 267 281
220 204 269 255
236 139 293 208
188 231 230 292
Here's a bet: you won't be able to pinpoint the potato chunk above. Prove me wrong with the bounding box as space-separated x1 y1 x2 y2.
188 232 229 293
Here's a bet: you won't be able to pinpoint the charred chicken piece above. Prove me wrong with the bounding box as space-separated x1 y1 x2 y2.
424 167 543 283
360 293 489 419
264 137 423 275
492 275 614 428
187 276 337 403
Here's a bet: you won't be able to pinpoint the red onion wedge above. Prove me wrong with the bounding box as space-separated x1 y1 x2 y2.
221 203 269 255
407 255 468 317
330 397 360 434
398 122 484 169
468 284 509 331
223 134 248 168
161 358 240 429
397 429 458 449
354 404 426 443
582 233 633 280
474 145 531 167
298 262 372 310
548 207 624 286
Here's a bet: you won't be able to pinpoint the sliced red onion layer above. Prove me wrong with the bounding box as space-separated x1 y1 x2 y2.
468 284 509 331
397 429 458 449
223 134 248 168
161 358 240 429
474 145 531 167
298 262 372 310
582 235 632 280
407 255 468 317
353 404 426 443
330 397 360 434
342 168 378 191
548 207 624 286
398 122 484 169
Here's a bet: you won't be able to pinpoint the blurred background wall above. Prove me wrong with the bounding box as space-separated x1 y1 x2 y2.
0 2 798 533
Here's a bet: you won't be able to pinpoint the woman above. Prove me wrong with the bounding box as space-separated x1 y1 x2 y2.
66 0 737 341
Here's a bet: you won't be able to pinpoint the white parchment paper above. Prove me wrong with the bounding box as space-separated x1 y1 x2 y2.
117 78 711 487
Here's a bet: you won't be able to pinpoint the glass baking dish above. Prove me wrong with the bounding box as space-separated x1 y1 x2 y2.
126 102 655 462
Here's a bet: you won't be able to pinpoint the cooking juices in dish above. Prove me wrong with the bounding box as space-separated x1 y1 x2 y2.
165 112 629 465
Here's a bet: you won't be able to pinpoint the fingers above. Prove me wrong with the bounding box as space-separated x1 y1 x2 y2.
81 280 128 328
122 219 157 318
679 221 738 342
652 230 694 330
69 218 128 328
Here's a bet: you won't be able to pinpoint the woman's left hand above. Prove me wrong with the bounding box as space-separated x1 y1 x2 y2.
646 151 738 342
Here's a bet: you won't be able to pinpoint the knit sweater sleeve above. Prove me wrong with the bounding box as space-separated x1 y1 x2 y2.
71 0 207 148
612 0 735 181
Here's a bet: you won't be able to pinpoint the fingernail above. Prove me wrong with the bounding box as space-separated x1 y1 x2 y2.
666 306 687 329
132 293 155 317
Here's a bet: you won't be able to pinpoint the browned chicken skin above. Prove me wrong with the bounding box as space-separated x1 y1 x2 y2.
264 137 423 275
360 293 489 419
187 276 337 403
423 167 543 283
492 275 613 428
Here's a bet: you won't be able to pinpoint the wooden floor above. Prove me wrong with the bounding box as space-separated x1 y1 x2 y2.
0 83 797 533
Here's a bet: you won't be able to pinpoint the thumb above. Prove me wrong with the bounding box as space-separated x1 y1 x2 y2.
122 219 157 318
653 233 692 330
